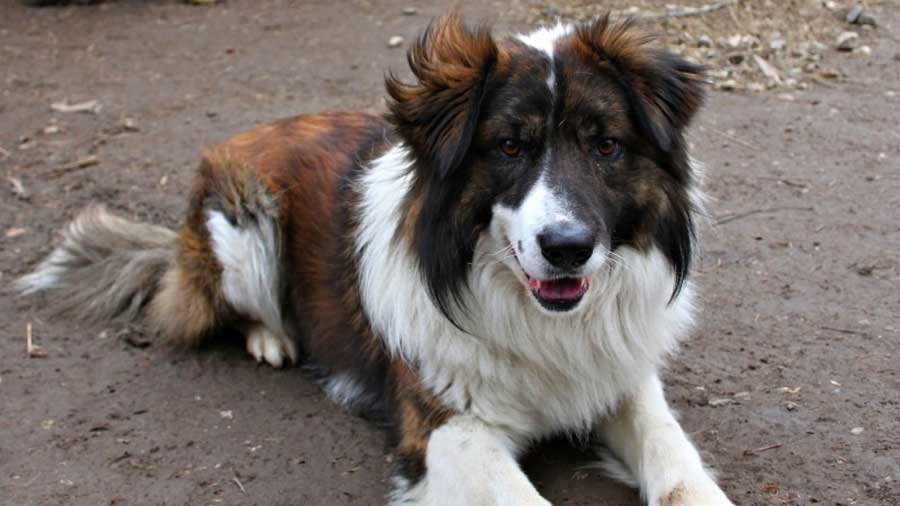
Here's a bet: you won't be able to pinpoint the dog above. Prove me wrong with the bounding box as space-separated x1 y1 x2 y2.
19 13 735 506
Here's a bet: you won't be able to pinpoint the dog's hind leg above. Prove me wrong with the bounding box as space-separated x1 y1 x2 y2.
150 149 297 367
197 149 296 367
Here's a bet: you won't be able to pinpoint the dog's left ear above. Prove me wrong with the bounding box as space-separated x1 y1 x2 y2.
386 12 499 179
577 16 705 153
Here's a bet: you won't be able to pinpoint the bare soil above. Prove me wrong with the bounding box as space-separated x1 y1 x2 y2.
1 1 898 505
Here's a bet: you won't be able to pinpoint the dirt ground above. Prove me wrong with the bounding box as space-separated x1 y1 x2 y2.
1 1 898 505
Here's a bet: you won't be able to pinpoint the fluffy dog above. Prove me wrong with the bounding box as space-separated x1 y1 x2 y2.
20 13 734 506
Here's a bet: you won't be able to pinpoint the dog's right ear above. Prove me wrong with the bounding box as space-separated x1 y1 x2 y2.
386 12 499 180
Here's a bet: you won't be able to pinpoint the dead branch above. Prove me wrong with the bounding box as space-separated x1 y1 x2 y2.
713 206 815 226
633 0 738 21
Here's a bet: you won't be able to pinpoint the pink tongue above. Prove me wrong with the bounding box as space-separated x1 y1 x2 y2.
534 277 585 300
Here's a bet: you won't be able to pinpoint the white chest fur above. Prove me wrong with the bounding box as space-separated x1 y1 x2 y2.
355 145 696 439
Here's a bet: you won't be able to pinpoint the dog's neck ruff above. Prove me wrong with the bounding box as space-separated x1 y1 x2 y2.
354 144 697 438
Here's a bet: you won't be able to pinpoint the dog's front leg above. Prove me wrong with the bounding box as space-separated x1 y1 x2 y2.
598 374 734 506
391 414 551 506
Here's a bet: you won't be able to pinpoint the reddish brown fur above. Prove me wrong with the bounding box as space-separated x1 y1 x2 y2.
162 111 452 473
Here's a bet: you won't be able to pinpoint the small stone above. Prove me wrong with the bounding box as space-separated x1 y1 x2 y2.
708 398 733 407
850 427 864 435
777 93 795 102
808 41 827 55
727 53 745 65
824 1 839 11
857 14 877 27
785 401 798 411
43 125 60 135
742 35 761 48
803 62 819 73
846 4 864 24
697 34 713 48
857 45 872 56
768 32 786 51
747 83 766 92
122 118 139 132
726 34 742 49
401 7 417 15
387 36 404 49
836 31 859 52
716 79 738 91
753 54 781 82
819 67 841 79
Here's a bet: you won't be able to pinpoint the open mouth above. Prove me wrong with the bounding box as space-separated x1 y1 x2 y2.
511 246 589 312
525 273 589 312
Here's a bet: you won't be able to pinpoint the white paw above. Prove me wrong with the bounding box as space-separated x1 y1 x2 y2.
245 327 297 368
653 481 734 506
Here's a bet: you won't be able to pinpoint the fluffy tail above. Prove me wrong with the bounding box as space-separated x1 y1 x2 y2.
17 205 178 326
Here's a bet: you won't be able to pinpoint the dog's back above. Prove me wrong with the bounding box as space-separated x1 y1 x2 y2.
18 112 391 368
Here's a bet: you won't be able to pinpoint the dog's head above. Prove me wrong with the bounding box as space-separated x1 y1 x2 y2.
387 13 704 320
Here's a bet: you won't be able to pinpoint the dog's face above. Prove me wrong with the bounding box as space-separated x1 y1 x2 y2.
388 14 704 319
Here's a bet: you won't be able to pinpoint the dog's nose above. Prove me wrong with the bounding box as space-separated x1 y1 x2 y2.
538 225 595 270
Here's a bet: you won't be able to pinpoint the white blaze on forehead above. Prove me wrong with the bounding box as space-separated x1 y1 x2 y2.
516 23 572 94
518 174 573 234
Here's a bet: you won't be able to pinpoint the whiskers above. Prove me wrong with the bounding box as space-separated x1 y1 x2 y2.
471 243 516 270
605 250 632 275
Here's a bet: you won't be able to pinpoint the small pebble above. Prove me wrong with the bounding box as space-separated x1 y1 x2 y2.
401 7 417 15
836 31 859 52
785 401 798 411
122 118 139 132
388 36 404 49
768 32 786 51
697 34 713 48
857 14 877 27
857 45 871 56
716 79 737 91
747 83 766 92
845 4 864 24
850 427 864 435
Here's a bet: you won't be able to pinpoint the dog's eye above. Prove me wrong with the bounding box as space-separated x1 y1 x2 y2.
499 139 522 158
594 138 621 160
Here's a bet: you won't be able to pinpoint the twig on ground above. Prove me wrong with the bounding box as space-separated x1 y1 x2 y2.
820 326 868 337
26 323 47 358
755 177 809 189
743 443 783 456
810 76 838 89
233 476 247 495
713 206 815 226
49 155 99 178
8 177 30 200
704 126 762 151
634 0 738 21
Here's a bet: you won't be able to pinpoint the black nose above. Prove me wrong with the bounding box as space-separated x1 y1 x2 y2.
538 224 595 270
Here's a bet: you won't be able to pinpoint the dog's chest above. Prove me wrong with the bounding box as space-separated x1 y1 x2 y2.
417 324 659 437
